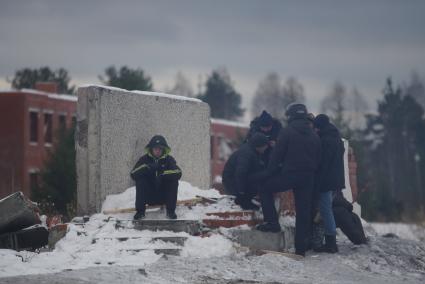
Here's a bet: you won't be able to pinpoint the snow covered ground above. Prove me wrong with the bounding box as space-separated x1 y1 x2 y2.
1 181 425 283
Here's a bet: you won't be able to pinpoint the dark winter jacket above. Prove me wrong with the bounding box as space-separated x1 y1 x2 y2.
316 123 345 192
267 118 321 175
332 191 367 245
246 118 282 143
130 135 182 183
222 140 267 195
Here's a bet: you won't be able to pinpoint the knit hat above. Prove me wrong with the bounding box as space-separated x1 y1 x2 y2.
258 110 273 127
285 103 308 119
313 114 330 130
249 133 269 148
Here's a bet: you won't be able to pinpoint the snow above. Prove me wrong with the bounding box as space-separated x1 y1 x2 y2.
79 84 201 103
19 88 78 101
1 181 425 283
370 222 425 242
211 118 249 128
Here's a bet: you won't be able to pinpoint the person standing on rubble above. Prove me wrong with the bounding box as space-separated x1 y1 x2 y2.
256 103 321 257
130 135 182 220
312 114 345 253
222 133 269 210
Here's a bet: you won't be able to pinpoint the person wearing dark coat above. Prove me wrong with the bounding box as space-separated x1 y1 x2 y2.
313 114 345 253
222 133 269 210
257 103 321 257
130 135 182 220
245 110 283 164
332 191 367 245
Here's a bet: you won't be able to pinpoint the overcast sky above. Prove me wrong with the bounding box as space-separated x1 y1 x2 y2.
1 0 424 120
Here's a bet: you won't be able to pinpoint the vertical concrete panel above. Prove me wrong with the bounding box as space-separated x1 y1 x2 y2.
76 85 210 214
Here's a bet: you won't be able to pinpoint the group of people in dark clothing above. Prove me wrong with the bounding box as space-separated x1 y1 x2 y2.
223 104 354 256
130 103 366 257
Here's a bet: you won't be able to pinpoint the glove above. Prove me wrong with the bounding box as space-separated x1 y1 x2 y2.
148 163 160 171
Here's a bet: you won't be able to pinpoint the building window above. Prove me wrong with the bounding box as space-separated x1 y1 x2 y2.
71 114 76 126
59 114 67 129
29 111 38 143
29 172 39 191
44 113 53 144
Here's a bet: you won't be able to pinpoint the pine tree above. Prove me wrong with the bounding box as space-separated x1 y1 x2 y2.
10 67 75 94
99 65 153 91
198 69 244 120
34 126 76 218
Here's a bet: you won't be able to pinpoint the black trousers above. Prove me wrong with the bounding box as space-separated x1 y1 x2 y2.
135 176 178 213
259 171 315 253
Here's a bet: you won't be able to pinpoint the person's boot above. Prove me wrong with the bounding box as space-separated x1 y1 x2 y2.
166 211 177 220
134 211 145 220
255 222 281 233
314 235 338 253
240 198 260 211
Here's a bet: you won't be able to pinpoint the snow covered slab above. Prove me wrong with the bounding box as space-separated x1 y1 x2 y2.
76 85 211 214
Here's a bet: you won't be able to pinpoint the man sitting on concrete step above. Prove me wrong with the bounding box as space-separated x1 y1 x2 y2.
222 133 269 210
130 135 182 220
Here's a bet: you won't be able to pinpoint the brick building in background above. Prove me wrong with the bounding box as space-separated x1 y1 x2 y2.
210 118 249 190
0 83 77 199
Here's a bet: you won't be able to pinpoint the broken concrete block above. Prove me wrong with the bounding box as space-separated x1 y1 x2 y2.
76 85 211 214
0 225 48 251
0 192 40 234
230 226 295 252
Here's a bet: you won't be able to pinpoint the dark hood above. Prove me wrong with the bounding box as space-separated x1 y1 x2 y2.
319 123 340 138
288 118 312 135
145 135 171 157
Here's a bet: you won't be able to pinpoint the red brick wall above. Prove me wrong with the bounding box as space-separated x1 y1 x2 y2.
210 120 248 190
0 93 25 197
0 91 76 199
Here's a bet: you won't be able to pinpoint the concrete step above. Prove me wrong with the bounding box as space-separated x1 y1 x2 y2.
92 236 187 246
115 219 202 235
230 226 295 252
120 248 181 256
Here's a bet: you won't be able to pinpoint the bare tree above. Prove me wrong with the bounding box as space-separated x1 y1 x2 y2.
282 77 306 108
350 87 369 129
321 81 351 135
405 71 425 110
252 73 305 120
168 71 194 97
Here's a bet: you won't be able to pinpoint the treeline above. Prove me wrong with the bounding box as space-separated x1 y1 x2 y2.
9 66 425 222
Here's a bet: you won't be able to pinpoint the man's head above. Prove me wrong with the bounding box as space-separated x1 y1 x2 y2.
313 114 330 132
151 146 164 158
258 110 273 131
146 135 170 158
249 133 269 154
285 103 308 120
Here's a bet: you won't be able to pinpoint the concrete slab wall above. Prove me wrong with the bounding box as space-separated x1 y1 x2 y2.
76 85 210 214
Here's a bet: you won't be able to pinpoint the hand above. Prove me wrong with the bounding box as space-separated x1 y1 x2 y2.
148 163 160 171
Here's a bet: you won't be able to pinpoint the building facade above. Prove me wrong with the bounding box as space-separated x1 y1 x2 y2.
0 84 77 199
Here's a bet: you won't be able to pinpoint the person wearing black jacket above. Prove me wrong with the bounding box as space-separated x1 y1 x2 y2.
332 191 367 245
245 110 282 164
313 114 345 253
130 135 182 220
257 103 321 257
222 133 269 210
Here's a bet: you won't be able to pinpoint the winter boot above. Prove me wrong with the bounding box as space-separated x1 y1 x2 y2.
166 211 177 220
255 222 281 233
314 235 338 253
134 211 146 220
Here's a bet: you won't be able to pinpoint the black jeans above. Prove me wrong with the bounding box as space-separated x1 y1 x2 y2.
259 171 315 254
135 176 178 213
